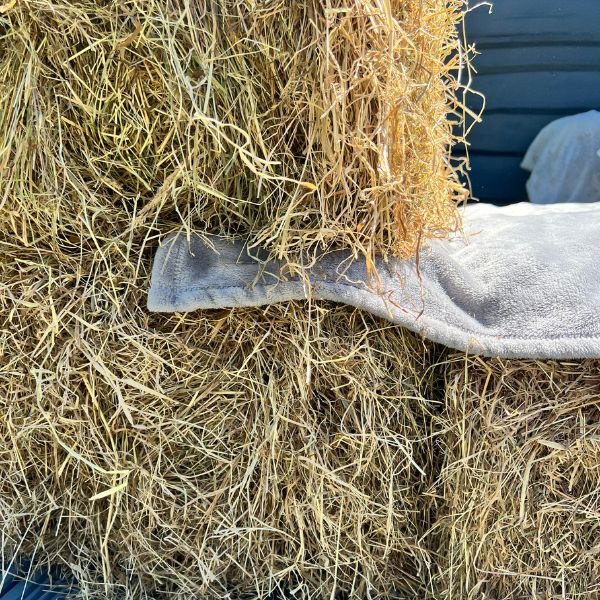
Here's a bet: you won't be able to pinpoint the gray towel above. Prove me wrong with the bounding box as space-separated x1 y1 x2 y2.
148 202 600 359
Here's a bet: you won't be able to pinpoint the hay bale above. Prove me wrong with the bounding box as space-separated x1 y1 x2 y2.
0 0 465 266
434 356 600 598
0 266 441 597
0 0 467 597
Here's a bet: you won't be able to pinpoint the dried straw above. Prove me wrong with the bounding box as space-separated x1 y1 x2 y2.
432 355 600 599
0 0 467 268
0 269 443 597
1 1 549 599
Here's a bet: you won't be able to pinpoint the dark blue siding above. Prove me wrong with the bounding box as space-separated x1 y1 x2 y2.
460 0 600 204
0 569 73 599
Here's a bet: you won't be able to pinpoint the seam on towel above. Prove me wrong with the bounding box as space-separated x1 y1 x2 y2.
171 238 186 294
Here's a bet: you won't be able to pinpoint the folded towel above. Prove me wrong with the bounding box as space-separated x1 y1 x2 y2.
148 202 600 359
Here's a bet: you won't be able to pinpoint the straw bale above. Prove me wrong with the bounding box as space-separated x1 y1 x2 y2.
0 0 470 597
433 356 600 599
0 260 442 598
0 0 466 268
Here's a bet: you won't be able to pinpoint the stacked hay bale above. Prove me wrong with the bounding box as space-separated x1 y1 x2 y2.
2 3 598 598
434 356 600 598
0 0 465 264
1 290 444 598
0 0 464 598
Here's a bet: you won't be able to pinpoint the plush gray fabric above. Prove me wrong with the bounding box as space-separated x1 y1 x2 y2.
148 202 600 359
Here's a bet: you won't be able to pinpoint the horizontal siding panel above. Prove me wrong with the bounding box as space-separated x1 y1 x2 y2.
472 45 600 75
471 36 600 49
466 155 529 205
465 0 600 46
466 71 600 112
464 112 573 154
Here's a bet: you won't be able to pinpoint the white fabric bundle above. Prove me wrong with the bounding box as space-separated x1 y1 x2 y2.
522 110 600 204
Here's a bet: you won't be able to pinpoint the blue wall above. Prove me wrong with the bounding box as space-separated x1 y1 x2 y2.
459 0 600 204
